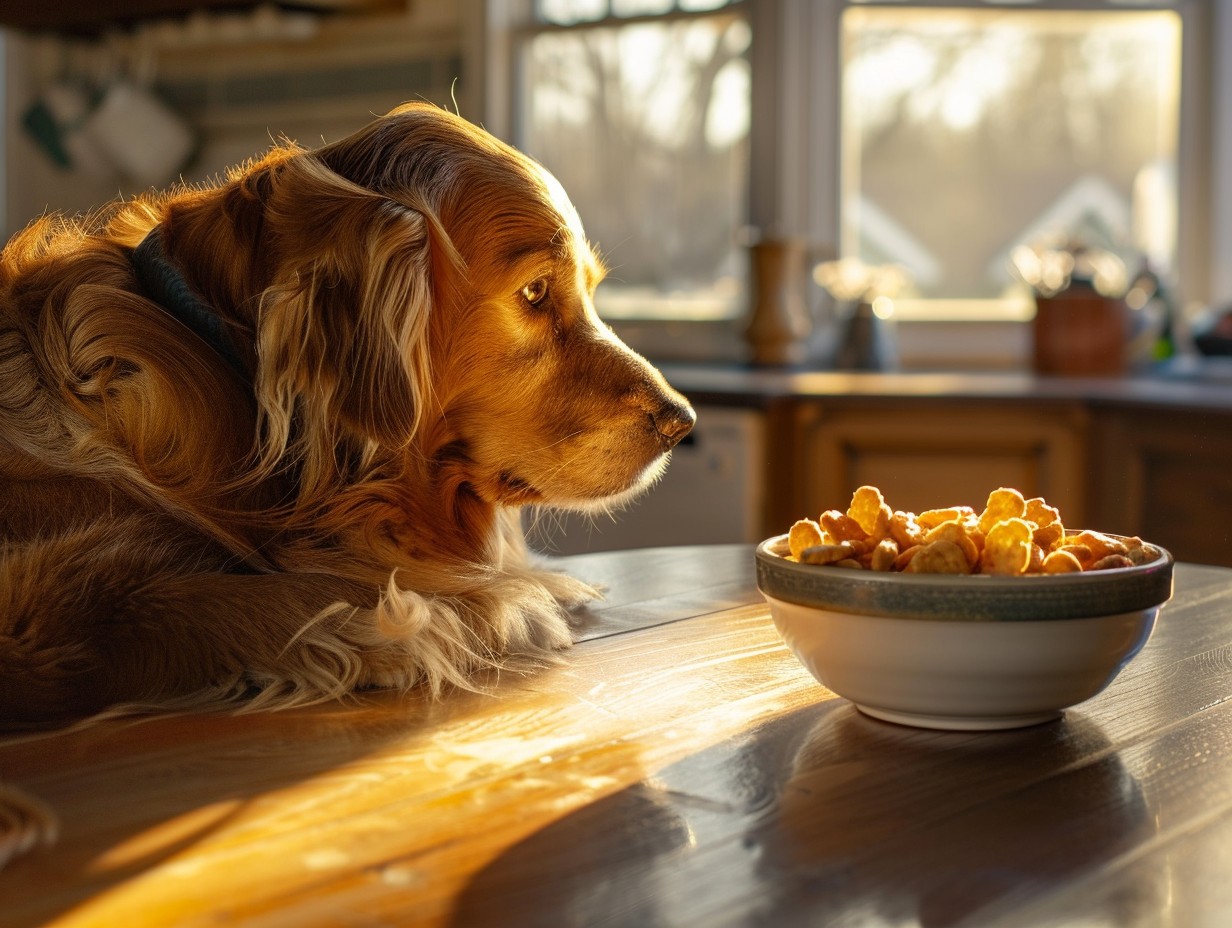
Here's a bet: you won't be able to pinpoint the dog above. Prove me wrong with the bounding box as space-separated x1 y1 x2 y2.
0 102 695 732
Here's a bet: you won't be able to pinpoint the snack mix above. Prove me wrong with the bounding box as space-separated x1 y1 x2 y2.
786 486 1159 575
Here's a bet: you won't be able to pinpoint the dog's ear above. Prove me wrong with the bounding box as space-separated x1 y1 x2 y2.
252 156 457 468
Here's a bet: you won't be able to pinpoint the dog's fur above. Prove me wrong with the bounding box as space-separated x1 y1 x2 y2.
0 102 694 732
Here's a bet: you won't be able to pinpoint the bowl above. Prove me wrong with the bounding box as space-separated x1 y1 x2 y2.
756 534 1174 730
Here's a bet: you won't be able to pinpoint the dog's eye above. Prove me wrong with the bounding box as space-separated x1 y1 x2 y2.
521 278 549 307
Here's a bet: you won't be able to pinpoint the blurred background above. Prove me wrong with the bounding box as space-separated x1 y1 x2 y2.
2 0 1230 563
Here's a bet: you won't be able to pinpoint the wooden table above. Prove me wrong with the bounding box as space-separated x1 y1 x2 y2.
3 544 1232 927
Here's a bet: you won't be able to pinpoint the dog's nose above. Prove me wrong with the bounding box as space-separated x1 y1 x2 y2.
653 401 696 451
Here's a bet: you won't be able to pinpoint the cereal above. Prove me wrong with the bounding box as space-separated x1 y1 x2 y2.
799 542 861 566
1024 497 1059 525
870 538 899 572
1027 542 1046 573
978 487 1027 535
849 485 893 541
980 518 1034 576
893 545 921 571
1025 497 1065 550
917 507 974 530
1057 544 1095 569
923 520 980 570
820 510 866 543
889 511 926 549
905 539 971 574
782 487 1159 575
1124 537 1157 565
1043 549 1084 574
788 519 824 559
1068 530 1128 562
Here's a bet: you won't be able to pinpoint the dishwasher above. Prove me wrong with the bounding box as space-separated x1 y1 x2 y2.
526 405 766 555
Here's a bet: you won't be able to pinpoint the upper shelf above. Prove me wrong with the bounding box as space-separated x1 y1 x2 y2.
0 1 399 36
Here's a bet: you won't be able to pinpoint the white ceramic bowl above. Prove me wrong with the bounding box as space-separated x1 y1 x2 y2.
756 534 1174 730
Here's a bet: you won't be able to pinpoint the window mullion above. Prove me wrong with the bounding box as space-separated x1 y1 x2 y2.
749 0 842 249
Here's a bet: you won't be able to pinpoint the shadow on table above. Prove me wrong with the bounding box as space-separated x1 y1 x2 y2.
451 703 1157 928
0 690 455 928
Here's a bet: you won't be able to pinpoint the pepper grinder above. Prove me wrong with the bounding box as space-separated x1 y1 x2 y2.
835 299 896 371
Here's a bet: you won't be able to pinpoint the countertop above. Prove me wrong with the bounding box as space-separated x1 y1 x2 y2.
658 360 1232 411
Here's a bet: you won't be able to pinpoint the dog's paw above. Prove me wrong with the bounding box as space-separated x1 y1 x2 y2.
536 568 603 611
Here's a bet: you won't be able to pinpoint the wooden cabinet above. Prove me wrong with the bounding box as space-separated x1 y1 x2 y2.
765 397 1232 568
1090 407 1232 567
783 399 1089 526
663 365 1232 568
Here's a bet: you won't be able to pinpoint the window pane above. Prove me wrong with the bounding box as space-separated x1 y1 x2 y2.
538 0 609 26
611 0 674 16
521 14 751 320
678 0 734 11
840 8 1181 318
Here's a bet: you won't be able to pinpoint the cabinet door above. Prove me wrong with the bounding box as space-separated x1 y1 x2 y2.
1091 409 1232 566
797 402 1088 523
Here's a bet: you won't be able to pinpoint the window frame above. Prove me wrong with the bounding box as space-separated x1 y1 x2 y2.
475 0 1221 366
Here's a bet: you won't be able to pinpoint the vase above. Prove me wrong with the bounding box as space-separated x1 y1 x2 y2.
744 239 812 366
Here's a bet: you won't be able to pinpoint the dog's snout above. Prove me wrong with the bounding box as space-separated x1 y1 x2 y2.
653 401 696 451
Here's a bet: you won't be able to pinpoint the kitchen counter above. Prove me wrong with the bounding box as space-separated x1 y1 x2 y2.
653 362 1232 568
658 362 1232 411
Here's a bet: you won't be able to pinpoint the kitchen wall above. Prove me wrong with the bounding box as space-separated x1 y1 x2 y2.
1 2 477 238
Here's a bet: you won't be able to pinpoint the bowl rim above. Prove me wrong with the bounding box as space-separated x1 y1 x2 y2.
755 532 1175 622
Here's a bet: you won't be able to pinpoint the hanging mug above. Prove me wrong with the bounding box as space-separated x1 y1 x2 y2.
82 79 196 187
22 79 118 178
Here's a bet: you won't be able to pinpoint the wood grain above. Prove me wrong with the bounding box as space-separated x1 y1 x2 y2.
3 549 1232 927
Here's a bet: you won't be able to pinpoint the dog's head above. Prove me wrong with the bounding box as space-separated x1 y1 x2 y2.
243 103 694 512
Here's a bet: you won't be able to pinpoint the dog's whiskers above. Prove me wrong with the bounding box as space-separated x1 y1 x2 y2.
502 428 587 462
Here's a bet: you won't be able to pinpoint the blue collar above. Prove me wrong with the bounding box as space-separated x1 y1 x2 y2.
130 228 247 378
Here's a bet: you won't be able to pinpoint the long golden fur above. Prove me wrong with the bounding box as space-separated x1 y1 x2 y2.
0 102 694 731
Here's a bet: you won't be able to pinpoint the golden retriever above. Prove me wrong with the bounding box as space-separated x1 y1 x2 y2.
0 102 695 731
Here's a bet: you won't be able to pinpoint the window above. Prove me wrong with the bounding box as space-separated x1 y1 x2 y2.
489 0 1209 355
841 4 1182 321
514 0 751 320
